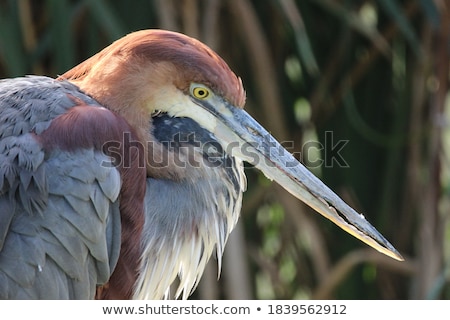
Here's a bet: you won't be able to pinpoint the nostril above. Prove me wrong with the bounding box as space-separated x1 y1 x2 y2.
246 125 261 137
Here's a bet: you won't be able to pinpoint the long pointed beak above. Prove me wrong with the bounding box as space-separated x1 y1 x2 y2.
208 99 403 261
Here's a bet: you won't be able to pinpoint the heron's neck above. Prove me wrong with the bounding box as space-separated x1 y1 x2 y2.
134 169 244 299
133 115 246 299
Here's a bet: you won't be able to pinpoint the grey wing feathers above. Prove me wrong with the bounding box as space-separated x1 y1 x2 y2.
0 76 122 299
0 76 98 137
0 150 121 298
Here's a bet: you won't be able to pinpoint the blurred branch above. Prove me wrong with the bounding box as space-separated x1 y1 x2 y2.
418 0 441 28
182 0 199 39
201 0 221 50
85 0 126 41
405 23 431 299
275 184 331 284
377 0 422 56
427 261 450 299
17 0 36 51
412 3 449 298
228 0 287 140
248 243 285 297
198 261 220 299
47 0 75 73
308 0 391 57
241 181 269 216
313 1 420 123
309 27 350 123
0 3 27 76
223 222 253 299
18 0 43 75
155 0 179 31
312 249 416 299
277 0 320 76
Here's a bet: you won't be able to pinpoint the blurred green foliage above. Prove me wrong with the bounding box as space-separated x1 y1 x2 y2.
0 0 449 299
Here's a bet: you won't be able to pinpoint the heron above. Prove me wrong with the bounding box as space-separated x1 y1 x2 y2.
0 29 402 300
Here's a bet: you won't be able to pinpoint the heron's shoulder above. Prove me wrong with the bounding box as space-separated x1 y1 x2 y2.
0 75 135 241
0 76 101 137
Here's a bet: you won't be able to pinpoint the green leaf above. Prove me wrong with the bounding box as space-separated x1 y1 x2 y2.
0 1 27 76
46 0 76 73
84 0 127 41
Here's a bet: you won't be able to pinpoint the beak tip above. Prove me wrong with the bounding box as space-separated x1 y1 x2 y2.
389 249 404 262
376 241 404 261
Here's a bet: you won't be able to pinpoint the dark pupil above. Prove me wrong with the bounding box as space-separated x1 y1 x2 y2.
198 89 205 96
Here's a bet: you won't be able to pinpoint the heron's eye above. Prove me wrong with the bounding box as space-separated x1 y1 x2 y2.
191 86 210 100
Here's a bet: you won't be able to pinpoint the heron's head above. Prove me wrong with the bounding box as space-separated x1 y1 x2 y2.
61 29 402 296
